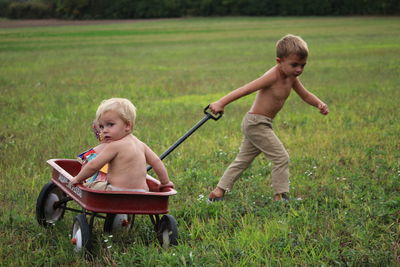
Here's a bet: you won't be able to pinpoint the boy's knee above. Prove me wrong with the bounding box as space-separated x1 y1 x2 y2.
273 152 289 167
231 158 252 168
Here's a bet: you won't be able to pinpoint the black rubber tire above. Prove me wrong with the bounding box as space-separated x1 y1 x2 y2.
103 214 134 233
36 182 67 227
71 214 92 253
157 214 178 248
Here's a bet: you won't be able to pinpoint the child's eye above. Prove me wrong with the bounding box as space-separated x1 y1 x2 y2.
99 125 104 129
107 123 114 127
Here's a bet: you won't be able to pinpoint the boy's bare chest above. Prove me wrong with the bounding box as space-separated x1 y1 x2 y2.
268 81 292 100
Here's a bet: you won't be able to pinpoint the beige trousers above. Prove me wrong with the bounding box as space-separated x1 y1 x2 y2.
217 113 289 194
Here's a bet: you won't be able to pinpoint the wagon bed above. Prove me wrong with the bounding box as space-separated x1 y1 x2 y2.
47 159 177 214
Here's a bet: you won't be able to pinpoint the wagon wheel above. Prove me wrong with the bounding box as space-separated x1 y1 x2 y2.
103 214 134 233
71 214 92 253
157 215 178 249
36 182 67 227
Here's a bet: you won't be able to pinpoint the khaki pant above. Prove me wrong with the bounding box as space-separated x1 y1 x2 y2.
217 113 289 194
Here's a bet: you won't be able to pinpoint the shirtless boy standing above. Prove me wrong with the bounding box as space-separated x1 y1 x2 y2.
70 98 173 191
208 34 329 202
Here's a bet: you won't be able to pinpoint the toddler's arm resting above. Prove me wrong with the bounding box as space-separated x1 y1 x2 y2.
70 144 117 185
159 181 174 189
144 144 170 185
70 161 99 185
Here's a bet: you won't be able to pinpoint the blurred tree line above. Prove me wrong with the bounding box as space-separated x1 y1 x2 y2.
1 0 399 19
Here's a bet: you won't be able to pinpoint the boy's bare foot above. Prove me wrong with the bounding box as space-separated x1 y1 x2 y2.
274 192 289 201
208 187 225 202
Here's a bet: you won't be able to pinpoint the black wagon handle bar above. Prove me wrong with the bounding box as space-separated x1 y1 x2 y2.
147 105 222 172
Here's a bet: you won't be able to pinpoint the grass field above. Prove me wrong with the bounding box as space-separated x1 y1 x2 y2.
0 17 399 266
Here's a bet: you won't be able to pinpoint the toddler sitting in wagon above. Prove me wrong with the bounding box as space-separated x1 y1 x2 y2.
70 98 173 192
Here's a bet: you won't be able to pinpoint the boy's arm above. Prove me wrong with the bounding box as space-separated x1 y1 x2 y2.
293 78 329 115
210 72 276 114
144 143 171 186
70 144 117 185
93 143 106 154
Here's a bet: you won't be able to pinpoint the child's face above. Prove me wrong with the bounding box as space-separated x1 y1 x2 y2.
97 110 131 143
277 54 307 77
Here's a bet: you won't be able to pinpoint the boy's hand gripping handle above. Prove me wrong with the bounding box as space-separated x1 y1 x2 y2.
204 105 223 121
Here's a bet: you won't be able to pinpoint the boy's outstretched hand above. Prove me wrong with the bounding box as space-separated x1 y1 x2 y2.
318 102 329 115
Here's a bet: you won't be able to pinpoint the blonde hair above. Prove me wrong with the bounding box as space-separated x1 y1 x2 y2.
96 98 136 130
276 34 308 59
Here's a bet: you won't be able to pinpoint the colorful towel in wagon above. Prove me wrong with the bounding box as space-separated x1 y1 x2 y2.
77 148 108 183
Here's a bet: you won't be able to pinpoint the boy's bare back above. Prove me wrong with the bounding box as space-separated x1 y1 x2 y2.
101 134 149 190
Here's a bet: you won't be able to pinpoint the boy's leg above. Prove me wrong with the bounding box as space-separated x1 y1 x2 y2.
261 131 289 195
244 114 290 195
216 136 261 192
209 115 261 201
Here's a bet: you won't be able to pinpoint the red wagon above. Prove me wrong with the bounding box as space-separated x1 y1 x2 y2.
36 107 222 252
36 159 178 252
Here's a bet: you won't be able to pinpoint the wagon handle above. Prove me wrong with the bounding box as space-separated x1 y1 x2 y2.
204 105 223 121
147 105 223 172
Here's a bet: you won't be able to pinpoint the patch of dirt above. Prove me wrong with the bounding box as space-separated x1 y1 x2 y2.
0 18 179 28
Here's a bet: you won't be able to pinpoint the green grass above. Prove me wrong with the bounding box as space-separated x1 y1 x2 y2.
1 17 399 266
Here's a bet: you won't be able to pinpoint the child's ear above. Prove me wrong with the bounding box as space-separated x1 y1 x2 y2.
125 121 132 132
276 57 282 64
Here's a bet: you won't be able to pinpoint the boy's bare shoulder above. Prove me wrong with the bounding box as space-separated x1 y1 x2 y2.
263 65 278 76
126 134 147 149
260 66 279 83
129 134 144 144
107 135 146 154
107 135 136 146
